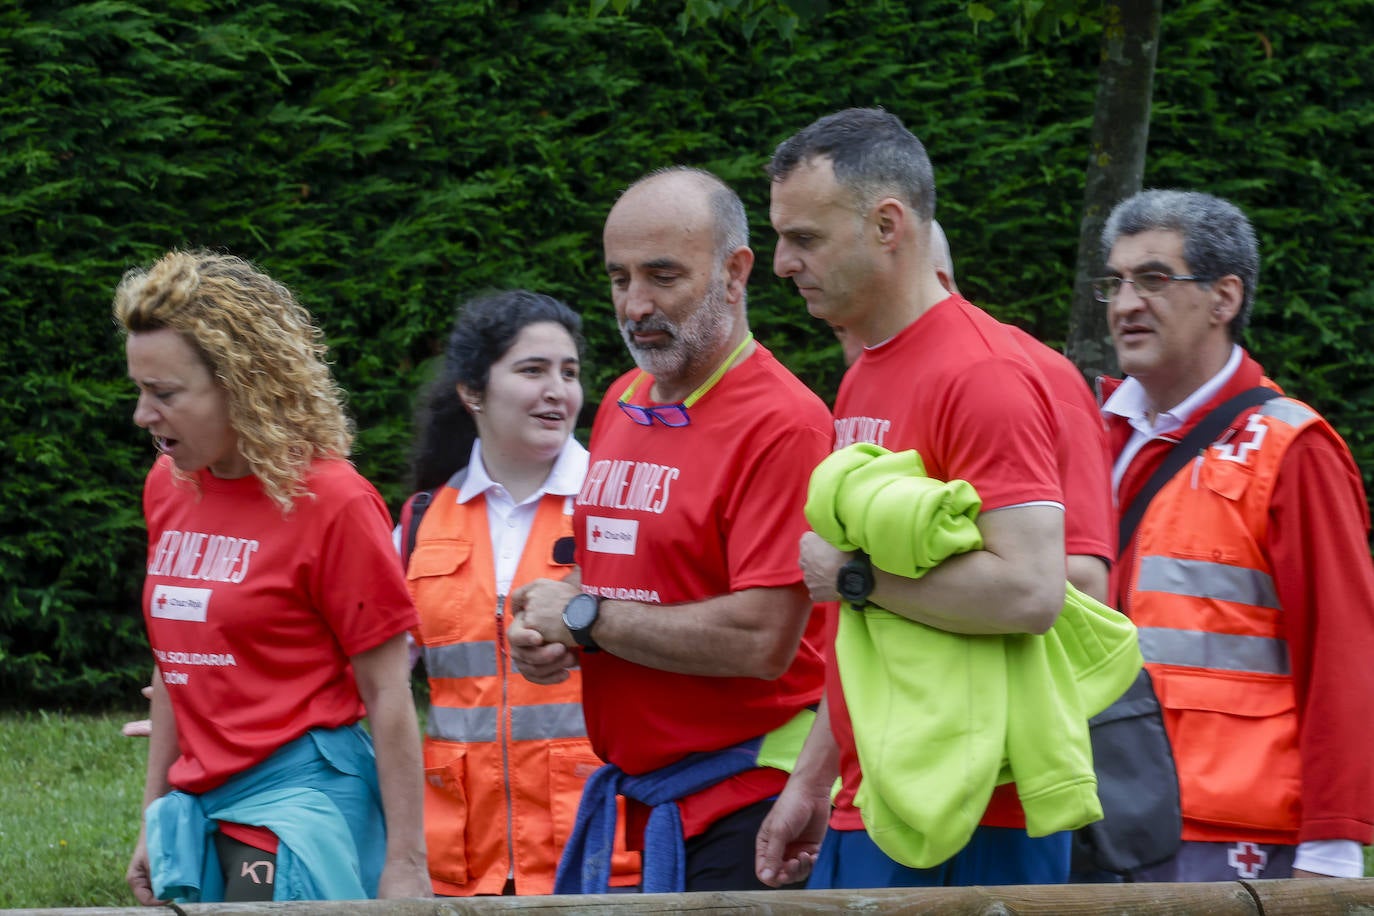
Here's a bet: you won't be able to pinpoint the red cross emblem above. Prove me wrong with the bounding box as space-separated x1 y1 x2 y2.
1227 841 1267 878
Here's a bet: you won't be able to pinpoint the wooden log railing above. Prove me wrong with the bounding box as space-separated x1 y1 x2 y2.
7 878 1374 916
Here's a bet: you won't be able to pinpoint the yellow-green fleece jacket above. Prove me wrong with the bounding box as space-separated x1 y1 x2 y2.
806 443 1141 868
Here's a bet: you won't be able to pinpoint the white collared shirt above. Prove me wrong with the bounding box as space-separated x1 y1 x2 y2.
1101 345 1242 497
455 438 589 595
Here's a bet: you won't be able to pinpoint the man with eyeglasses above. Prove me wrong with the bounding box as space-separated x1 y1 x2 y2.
757 107 1078 890
506 166 832 892
1098 189 1374 881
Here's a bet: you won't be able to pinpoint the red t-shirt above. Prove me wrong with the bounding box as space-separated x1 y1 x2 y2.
576 344 831 839
142 456 419 795
827 296 1064 832
1006 325 1114 561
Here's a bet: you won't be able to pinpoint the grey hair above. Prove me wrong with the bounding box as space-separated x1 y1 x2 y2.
767 107 936 222
627 166 749 261
1102 189 1259 342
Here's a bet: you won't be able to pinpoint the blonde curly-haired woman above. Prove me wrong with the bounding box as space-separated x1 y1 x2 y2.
116 250 428 904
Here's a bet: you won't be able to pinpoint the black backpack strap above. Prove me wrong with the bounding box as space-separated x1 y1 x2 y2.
1117 386 1279 554
399 489 435 570
399 468 470 570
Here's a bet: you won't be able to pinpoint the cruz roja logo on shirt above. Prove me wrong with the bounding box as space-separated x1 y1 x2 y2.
151 584 213 622
585 516 638 556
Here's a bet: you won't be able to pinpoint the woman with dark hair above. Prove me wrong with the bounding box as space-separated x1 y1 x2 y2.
404 290 636 895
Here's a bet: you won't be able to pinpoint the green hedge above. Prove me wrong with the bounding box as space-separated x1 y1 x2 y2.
2 0 1370 707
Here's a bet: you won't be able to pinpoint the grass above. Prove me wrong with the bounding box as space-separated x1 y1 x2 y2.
0 710 147 909
0 710 1369 908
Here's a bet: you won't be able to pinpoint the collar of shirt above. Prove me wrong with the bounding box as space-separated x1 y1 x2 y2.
860 293 961 357
1103 344 1241 495
455 437 589 507
1103 344 1242 438
454 437 589 597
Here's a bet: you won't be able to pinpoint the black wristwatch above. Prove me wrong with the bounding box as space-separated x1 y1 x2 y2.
836 552 875 609
561 593 602 651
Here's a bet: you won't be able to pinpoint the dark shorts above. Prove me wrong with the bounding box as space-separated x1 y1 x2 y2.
682 798 805 892
808 825 1071 888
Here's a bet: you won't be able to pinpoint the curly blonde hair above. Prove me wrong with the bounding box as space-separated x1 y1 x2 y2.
113 249 353 513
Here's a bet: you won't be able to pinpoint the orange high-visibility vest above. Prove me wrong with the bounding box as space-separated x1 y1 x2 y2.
1125 397 1328 844
406 483 638 895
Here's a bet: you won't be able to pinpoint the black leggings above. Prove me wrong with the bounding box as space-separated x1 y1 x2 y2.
682 798 807 892
214 831 278 902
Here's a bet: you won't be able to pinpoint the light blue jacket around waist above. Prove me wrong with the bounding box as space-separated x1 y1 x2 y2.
146 723 386 902
806 443 1141 868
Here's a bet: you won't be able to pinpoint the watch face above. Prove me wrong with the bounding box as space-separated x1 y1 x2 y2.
838 555 874 603
838 566 867 598
564 593 598 629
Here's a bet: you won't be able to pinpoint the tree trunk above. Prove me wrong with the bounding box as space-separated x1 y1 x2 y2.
1066 0 1163 384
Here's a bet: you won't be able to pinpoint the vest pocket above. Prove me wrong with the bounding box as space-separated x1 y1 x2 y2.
409 538 476 643
408 538 471 578
423 740 470 885
547 741 639 882
1153 667 1300 833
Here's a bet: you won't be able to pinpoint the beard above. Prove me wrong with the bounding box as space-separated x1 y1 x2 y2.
619 273 733 382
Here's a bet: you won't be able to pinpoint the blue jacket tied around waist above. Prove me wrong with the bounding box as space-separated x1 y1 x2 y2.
553 707 813 894
554 738 763 894
145 723 387 902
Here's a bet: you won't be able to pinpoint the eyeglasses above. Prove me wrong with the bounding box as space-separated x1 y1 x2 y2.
617 332 753 428
1092 271 1211 303
1092 271 1212 303
618 400 691 427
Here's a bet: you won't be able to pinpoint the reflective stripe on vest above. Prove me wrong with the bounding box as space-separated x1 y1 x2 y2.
424 640 582 681
424 641 498 679
429 704 496 742
429 702 587 743
1138 626 1290 676
511 703 588 741
1259 398 1316 428
1138 555 1280 610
